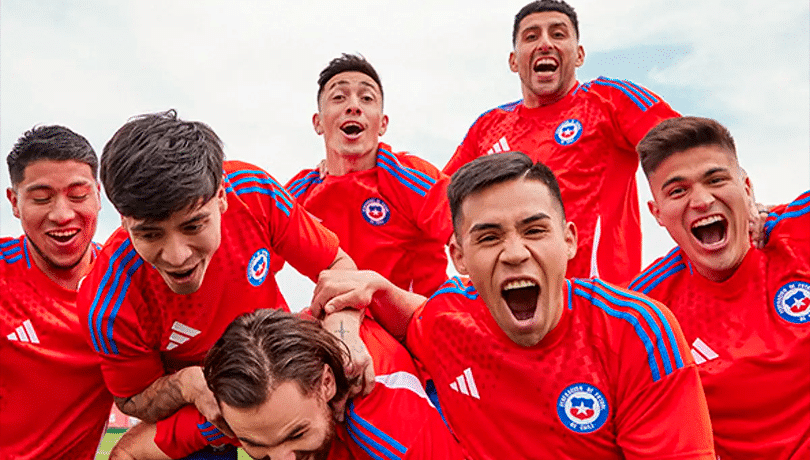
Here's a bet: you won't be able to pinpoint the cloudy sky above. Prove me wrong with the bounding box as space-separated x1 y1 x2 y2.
2 0 808 308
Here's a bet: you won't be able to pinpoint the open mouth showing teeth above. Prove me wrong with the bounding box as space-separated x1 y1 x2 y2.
340 123 364 135
502 279 539 321
691 215 727 245
47 230 79 243
533 60 558 72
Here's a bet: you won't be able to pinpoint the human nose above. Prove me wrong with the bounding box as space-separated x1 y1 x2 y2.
500 234 531 265
344 94 362 115
267 447 296 460
48 195 76 224
159 233 192 266
689 185 715 210
536 31 553 51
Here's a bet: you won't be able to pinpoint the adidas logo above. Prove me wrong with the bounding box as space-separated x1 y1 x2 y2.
166 321 201 350
449 367 480 399
690 337 719 365
486 136 510 155
6 319 39 344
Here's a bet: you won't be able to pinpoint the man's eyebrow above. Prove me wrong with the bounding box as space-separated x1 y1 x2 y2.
240 422 309 448
660 167 730 190
520 213 551 225
469 222 503 233
130 212 209 232
24 180 94 193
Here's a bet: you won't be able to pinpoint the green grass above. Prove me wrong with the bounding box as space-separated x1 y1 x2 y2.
96 431 249 459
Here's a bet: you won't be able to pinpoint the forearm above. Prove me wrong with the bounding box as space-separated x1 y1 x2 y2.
114 366 198 423
368 281 425 341
328 247 357 270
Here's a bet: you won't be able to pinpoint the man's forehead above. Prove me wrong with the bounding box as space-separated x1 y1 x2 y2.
324 71 380 92
19 160 96 187
518 11 574 32
461 179 560 227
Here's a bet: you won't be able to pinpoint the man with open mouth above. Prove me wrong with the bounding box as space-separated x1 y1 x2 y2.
282 53 453 298
631 116 810 459
1 125 113 458
442 0 680 287
77 110 371 459
313 152 715 459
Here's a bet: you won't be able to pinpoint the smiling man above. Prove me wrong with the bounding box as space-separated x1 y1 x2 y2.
1 126 113 458
77 110 367 459
443 0 679 285
204 308 465 460
283 54 452 297
316 152 716 459
630 117 810 459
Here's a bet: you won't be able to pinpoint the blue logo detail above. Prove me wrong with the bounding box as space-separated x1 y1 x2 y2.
774 281 810 324
557 383 609 433
247 248 270 287
554 119 583 146
361 198 390 226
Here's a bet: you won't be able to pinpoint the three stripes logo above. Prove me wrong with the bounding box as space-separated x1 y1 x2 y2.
166 321 201 350
449 367 480 400
6 320 39 344
690 338 719 365
487 136 510 155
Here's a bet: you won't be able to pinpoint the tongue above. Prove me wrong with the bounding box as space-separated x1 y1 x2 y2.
503 287 538 320
694 221 725 245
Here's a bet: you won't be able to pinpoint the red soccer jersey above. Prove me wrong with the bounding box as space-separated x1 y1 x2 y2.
78 161 340 399
155 318 466 460
1 236 113 460
629 190 810 460
444 78 679 285
407 276 714 460
284 143 452 297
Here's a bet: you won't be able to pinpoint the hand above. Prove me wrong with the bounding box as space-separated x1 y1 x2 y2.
179 366 235 438
311 269 386 318
746 179 771 249
316 159 328 179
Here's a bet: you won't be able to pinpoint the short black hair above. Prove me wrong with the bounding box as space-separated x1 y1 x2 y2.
317 54 383 105
513 0 580 45
7 125 97 187
637 116 738 177
100 109 224 221
448 151 565 237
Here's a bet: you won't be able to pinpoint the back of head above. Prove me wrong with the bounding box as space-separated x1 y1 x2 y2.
7 125 97 187
100 109 224 221
513 0 580 45
204 309 355 409
448 151 565 235
637 116 738 177
317 53 383 105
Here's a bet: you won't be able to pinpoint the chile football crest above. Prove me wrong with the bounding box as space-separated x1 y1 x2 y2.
557 383 609 433
361 197 390 226
554 119 583 146
247 248 270 287
774 280 810 324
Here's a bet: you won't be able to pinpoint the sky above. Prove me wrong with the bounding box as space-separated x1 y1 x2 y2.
2 0 808 309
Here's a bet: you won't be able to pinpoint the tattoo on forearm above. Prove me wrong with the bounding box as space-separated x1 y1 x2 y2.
113 374 187 423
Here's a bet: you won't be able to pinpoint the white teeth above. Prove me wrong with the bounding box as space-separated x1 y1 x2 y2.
503 279 537 291
692 215 723 228
48 230 78 238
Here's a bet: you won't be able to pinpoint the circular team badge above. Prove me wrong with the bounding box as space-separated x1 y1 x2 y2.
557 383 609 433
247 248 270 287
361 197 390 226
554 119 583 146
774 281 810 324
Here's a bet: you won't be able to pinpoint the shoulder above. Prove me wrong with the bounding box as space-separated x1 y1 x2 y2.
467 100 523 128
82 230 146 299
628 247 689 296
570 278 687 382
375 145 443 197
576 76 665 111
0 236 27 270
763 189 810 241
223 160 294 216
286 169 322 199
427 276 478 303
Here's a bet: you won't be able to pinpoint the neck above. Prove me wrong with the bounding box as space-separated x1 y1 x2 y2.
325 147 378 176
522 81 577 108
31 246 92 291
